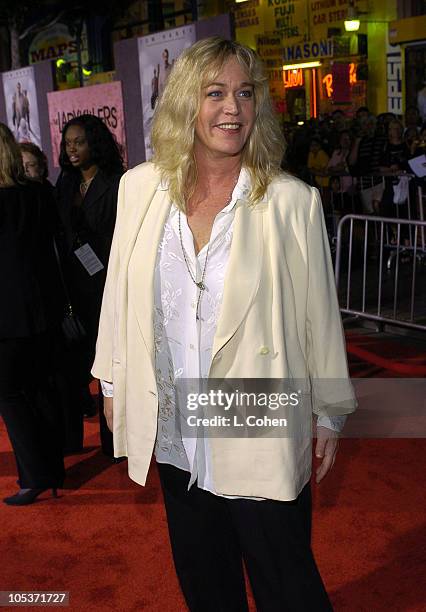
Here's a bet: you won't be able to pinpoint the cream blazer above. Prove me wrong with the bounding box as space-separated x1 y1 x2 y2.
92 162 356 501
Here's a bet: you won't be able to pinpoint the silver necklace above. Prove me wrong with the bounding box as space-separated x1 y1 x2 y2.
178 187 235 321
79 175 95 197
178 211 211 321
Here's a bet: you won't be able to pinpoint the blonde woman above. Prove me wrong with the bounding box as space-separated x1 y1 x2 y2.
0 123 64 505
93 38 355 610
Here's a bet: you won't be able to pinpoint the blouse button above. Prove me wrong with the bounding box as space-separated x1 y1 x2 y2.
259 346 269 355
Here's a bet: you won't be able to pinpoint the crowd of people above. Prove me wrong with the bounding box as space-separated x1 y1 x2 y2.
285 105 426 224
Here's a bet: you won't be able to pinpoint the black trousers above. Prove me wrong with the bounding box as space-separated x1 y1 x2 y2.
157 463 332 612
0 336 64 489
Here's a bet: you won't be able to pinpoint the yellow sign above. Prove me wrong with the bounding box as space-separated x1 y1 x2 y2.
234 0 262 30
264 0 306 41
256 34 285 100
235 0 305 50
389 15 426 44
256 33 282 59
309 0 363 37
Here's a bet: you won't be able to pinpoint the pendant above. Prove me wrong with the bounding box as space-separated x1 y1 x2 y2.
196 281 205 290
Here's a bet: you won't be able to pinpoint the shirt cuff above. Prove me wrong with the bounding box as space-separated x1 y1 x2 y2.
100 380 114 397
317 415 347 433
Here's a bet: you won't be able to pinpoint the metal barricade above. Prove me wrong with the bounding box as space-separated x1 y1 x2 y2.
315 174 358 248
377 176 425 268
316 172 426 261
417 184 426 252
334 214 426 332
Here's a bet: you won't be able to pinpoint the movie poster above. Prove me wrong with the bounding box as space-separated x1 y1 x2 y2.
138 25 196 160
2 66 42 147
47 81 127 167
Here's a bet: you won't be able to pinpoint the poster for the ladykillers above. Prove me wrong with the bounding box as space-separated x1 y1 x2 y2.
138 25 196 160
2 66 42 148
47 81 128 167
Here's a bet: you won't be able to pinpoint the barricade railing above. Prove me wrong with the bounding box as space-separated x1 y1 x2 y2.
334 214 426 332
312 172 426 252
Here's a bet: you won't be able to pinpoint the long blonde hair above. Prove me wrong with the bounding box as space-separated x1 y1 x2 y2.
0 123 26 186
151 37 285 210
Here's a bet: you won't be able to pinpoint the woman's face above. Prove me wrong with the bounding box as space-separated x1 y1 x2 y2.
388 122 402 140
194 57 255 161
22 151 42 181
64 124 92 169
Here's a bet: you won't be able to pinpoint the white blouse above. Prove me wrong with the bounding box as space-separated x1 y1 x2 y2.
101 168 346 498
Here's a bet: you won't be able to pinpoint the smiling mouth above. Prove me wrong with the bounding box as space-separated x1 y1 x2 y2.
68 155 79 163
215 123 243 132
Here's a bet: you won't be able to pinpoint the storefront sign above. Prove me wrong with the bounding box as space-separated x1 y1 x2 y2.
309 0 362 34
47 81 127 167
264 0 306 40
257 34 285 101
389 15 426 45
322 73 333 97
386 37 402 115
284 68 304 88
322 63 357 99
234 0 261 29
28 23 88 65
283 39 333 62
256 34 282 58
235 0 305 51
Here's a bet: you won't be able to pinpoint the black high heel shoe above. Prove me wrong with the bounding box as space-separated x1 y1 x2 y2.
3 488 58 506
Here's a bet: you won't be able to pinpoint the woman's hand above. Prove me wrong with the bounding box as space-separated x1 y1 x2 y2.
315 426 339 483
104 396 113 432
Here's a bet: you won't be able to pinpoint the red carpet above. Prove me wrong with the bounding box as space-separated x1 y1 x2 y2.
0 330 425 611
346 331 426 377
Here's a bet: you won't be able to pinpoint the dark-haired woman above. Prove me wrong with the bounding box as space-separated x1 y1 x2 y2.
55 114 124 452
0 123 64 505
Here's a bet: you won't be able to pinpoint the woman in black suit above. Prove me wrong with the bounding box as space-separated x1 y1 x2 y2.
55 115 124 453
0 123 65 505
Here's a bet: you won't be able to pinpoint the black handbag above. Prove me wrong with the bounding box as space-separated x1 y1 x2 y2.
61 303 86 345
53 238 86 345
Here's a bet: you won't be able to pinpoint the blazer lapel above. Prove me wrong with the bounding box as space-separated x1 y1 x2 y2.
128 188 171 363
212 198 265 359
82 172 110 210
